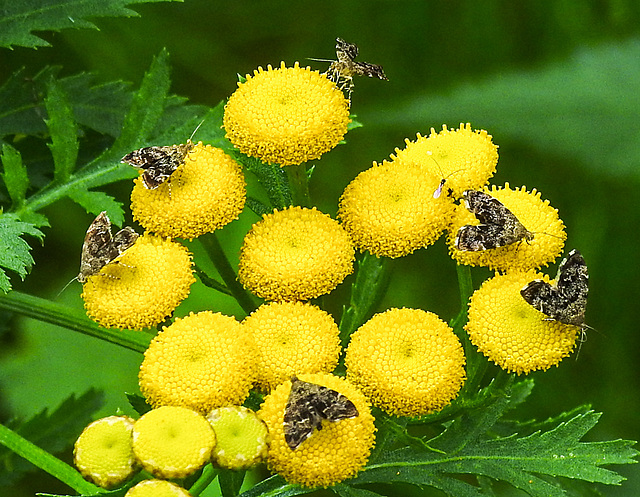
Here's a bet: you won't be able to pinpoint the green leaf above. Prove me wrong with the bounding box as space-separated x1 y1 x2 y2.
239 474 314 497
0 214 45 293
125 393 151 416
1 143 29 207
0 389 103 486
237 155 292 210
0 0 183 49
219 469 246 497
0 423 101 495
372 40 640 179
332 484 385 497
67 190 125 227
45 79 79 183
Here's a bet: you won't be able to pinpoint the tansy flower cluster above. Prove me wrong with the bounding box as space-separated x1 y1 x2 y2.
72 51 589 496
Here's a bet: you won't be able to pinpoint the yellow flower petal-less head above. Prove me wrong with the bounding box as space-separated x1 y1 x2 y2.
139 311 256 413
466 271 580 374
131 143 246 239
224 62 350 166
258 373 375 487
81 235 194 330
346 308 466 416
238 206 354 301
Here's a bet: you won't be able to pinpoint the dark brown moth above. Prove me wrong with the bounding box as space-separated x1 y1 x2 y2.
455 190 534 251
283 377 359 450
520 249 589 328
121 142 194 190
323 37 387 103
78 212 139 284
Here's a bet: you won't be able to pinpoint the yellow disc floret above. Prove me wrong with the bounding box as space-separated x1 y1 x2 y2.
81 235 195 330
345 308 466 417
338 159 455 258
224 62 350 166
238 206 354 301
258 373 375 488
139 311 256 413
447 183 566 271
131 143 246 239
391 123 498 199
243 301 341 391
207 406 268 470
132 406 216 479
125 480 192 497
466 271 580 374
73 416 137 488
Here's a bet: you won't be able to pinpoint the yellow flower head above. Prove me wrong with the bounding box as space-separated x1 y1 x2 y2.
466 271 580 374
73 416 137 489
132 406 216 479
207 406 268 470
345 308 466 417
338 159 455 258
131 143 246 239
139 311 256 413
243 301 341 391
125 480 192 497
258 373 375 488
238 206 354 301
224 62 350 166
82 235 195 330
447 183 566 271
391 124 498 199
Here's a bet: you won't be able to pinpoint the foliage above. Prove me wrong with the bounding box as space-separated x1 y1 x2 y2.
0 2 637 497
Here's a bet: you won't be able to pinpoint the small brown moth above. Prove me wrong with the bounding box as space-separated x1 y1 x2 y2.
78 212 139 284
322 37 387 103
121 142 194 190
283 377 359 450
455 190 534 251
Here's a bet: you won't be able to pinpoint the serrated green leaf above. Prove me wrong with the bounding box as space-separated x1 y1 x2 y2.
1 143 29 207
0 0 182 49
112 48 172 153
125 393 151 416
45 79 79 183
245 197 272 217
239 474 314 497
239 155 292 210
67 190 124 226
332 483 385 497
372 39 640 179
0 389 103 486
0 423 100 495
0 214 44 292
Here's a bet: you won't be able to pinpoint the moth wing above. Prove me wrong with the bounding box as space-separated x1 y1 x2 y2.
464 190 520 226
316 387 359 422
283 379 324 450
455 224 505 251
78 212 118 282
113 227 139 255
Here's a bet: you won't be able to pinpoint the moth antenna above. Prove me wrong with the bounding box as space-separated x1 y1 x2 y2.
426 151 463 199
307 57 335 63
188 119 205 143
56 275 79 298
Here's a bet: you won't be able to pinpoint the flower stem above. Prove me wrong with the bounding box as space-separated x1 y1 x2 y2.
339 252 390 347
189 464 219 496
198 232 257 316
0 291 151 353
285 163 311 207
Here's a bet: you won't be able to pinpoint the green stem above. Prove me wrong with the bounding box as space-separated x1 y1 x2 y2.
198 232 257 316
0 291 151 353
0 423 104 495
339 252 390 347
454 263 488 394
285 163 311 207
189 465 219 496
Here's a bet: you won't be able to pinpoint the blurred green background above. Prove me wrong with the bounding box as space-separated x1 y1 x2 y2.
1 0 639 495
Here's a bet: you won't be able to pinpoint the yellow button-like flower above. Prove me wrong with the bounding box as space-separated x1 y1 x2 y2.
338 159 455 258
447 183 566 271
238 206 354 301
391 123 498 199
139 311 256 413
243 301 341 391
131 143 246 239
73 416 137 488
125 480 192 497
345 308 466 417
132 406 216 479
81 235 195 330
223 62 350 166
258 373 375 488
207 406 268 470
466 271 580 374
